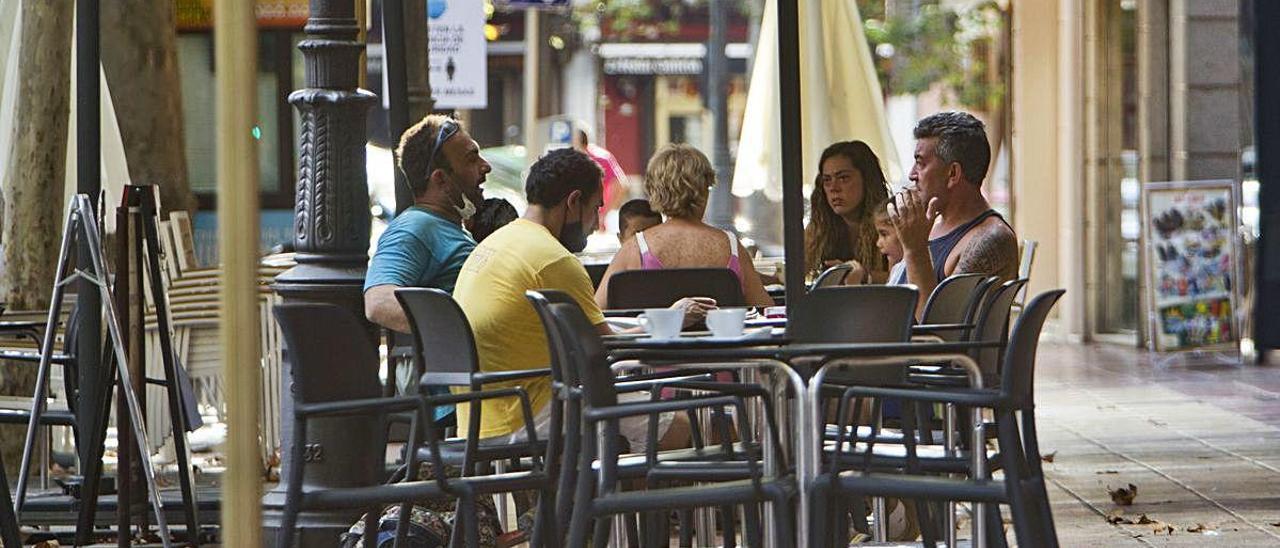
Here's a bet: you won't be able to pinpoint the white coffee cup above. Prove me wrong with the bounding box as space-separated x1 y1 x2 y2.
706 308 747 338
639 308 684 339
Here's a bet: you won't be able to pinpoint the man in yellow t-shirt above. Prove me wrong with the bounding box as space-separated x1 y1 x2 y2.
452 149 710 452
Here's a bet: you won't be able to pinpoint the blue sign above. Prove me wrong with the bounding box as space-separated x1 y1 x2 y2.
549 119 574 147
500 0 570 9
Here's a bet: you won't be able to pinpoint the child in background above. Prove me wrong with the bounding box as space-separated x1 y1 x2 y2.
464 198 518 243
616 198 663 245
874 200 908 285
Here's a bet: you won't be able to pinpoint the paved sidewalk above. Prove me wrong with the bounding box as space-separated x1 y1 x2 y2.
1035 342 1280 546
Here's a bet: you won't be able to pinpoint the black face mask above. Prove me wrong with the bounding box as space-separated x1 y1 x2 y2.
558 207 589 253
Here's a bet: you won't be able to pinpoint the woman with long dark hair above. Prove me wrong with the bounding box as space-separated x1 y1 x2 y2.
804 140 893 282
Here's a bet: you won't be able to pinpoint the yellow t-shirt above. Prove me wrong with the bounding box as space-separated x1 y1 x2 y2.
452 219 606 438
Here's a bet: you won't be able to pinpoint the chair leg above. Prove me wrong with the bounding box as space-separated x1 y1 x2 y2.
458 492 480 548
448 497 467 548
678 508 694 547
591 515 612 548
567 510 592 548
915 498 939 547
567 467 595 548
741 501 762 548
808 479 828 547
625 513 640 548
1021 413 1061 546
984 502 1009 548
720 505 737 548
364 506 380 547
277 420 307 548
996 412 1037 546
557 405 582 529
770 489 794 548
531 481 558 548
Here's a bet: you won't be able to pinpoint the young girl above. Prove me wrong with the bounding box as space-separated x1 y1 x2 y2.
874 200 908 286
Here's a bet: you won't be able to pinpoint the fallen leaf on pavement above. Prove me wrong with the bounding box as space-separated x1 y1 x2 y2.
1041 451 1057 463
1186 524 1209 533
1136 514 1155 524
1106 509 1133 525
1109 483 1138 506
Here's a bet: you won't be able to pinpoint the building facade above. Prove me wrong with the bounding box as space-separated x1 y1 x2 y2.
1012 0 1251 345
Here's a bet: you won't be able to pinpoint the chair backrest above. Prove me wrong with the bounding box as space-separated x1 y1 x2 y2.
525 289 581 387
605 268 744 309
274 303 382 405
970 278 1029 380
791 285 918 384
1016 240 1038 305
1000 289 1065 407
790 285 917 344
394 287 480 387
547 301 618 410
920 273 989 325
810 263 853 289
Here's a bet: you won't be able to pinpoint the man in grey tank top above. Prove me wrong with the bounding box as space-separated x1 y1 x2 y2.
888 111 1019 319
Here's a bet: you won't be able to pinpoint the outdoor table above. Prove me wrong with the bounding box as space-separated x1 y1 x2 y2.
608 332 1001 548
605 331 795 548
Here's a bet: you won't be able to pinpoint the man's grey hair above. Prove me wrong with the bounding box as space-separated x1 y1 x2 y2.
913 111 991 186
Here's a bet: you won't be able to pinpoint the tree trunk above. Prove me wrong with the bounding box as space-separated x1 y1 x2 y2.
0 0 73 476
100 0 195 215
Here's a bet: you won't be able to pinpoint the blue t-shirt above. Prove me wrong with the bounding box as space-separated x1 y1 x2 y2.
365 206 476 421
365 206 476 293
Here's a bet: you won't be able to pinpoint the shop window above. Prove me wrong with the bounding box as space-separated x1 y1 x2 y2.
178 31 298 210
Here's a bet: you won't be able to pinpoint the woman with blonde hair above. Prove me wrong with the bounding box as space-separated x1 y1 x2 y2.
805 140 893 283
595 143 774 307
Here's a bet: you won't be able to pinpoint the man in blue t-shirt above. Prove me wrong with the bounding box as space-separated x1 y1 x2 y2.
365 114 491 330
364 115 491 419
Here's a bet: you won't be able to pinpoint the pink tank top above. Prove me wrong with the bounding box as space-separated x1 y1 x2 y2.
635 230 742 279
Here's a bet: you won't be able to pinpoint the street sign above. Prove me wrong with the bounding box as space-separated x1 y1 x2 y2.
428 0 487 109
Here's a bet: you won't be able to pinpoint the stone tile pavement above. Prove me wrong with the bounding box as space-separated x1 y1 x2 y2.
1034 342 1280 546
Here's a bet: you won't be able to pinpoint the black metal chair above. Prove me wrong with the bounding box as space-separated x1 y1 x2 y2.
810 262 854 289
791 285 919 387
394 288 553 463
393 287 558 542
915 273 996 342
815 289 1066 547
526 289 764 546
274 302 552 548
544 298 795 547
605 267 745 309
910 278 1030 388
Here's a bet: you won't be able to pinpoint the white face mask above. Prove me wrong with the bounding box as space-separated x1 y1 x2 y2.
440 169 478 221
455 193 477 221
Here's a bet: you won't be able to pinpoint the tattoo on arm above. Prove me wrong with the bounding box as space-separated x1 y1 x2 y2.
955 227 1019 280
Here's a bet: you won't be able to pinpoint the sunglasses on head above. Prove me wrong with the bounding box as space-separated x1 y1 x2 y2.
425 118 460 177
